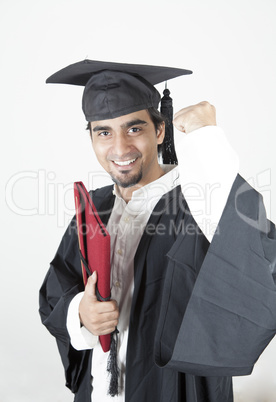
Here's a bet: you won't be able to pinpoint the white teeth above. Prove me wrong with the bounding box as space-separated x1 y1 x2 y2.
113 158 137 166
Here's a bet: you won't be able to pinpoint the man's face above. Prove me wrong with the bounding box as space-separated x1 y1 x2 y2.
90 110 165 189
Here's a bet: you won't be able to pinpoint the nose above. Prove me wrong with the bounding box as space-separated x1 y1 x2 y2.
111 132 131 157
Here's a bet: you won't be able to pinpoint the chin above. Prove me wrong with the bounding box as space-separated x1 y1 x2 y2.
111 171 143 188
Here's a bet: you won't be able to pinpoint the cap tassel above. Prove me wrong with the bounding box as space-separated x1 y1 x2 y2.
107 328 120 397
160 85 178 165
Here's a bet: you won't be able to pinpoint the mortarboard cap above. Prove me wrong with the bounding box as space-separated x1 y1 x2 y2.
46 59 192 122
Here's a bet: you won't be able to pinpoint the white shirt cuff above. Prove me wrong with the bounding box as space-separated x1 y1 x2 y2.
66 291 98 350
177 126 239 242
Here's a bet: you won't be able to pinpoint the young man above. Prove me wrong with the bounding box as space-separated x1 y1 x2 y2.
39 60 276 402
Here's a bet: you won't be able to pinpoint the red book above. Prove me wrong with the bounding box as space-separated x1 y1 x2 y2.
74 181 111 352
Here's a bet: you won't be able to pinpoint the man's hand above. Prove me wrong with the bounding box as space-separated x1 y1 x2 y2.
173 101 216 134
79 271 119 336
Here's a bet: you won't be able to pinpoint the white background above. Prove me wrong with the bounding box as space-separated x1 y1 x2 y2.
1 0 276 401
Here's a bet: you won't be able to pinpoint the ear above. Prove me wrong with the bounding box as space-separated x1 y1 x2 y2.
156 122 165 145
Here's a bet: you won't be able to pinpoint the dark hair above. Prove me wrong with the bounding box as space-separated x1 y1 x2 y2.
146 107 165 129
146 107 165 155
86 107 165 154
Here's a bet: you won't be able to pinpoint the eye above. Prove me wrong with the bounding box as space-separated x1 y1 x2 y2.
98 131 111 137
128 127 141 134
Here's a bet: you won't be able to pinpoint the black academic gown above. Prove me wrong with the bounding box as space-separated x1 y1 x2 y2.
39 174 276 402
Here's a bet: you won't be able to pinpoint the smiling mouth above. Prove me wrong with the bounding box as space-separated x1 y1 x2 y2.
112 158 137 166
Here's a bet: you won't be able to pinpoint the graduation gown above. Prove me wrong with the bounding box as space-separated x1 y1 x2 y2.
39 174 276 402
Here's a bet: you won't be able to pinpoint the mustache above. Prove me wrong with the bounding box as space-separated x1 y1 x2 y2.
107 152 142 161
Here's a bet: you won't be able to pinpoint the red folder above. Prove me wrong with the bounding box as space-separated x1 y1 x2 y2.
74 181 111 352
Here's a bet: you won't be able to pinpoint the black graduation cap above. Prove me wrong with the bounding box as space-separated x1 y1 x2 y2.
46 59 192 164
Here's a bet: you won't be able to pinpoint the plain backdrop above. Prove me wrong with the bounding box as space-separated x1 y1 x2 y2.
1 0 276 401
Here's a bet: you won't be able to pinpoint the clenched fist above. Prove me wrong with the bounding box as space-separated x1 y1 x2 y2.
79 271 119 336
173 101 216 134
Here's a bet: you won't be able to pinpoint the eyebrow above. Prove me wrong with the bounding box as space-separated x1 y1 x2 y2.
121 119 148 129
92 124 112 132
92 119 148 132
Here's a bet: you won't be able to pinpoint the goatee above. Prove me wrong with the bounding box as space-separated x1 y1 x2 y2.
110 169 143 188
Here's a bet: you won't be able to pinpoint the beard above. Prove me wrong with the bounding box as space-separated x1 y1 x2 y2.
110 167 143 188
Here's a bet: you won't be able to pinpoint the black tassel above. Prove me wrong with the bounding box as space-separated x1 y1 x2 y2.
160 86 178 165
107 328 120 397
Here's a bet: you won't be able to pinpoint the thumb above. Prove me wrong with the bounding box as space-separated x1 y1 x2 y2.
172 116 186 133
85 271 98 301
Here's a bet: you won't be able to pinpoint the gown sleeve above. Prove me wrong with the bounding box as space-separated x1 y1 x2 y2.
154 174 276 376
39 216 91 393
